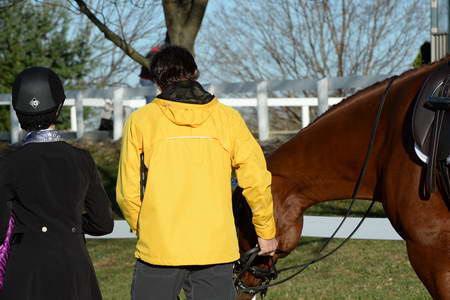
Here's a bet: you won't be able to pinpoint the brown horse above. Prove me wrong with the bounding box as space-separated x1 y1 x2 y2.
234 57 450 299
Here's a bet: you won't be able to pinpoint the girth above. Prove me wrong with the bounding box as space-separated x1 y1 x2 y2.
412 60 450 205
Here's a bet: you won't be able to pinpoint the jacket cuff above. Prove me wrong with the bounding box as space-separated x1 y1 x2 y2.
254 216 276 239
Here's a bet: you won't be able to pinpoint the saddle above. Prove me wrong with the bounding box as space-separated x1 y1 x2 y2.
412 60 450 202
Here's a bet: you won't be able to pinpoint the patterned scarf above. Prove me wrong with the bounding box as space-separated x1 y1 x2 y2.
23 129 62 144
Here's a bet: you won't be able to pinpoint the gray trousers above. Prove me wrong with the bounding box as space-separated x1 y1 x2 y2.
131 259 236 300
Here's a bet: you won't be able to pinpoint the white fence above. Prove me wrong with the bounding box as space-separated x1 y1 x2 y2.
86 217 402 240
0 75 390 143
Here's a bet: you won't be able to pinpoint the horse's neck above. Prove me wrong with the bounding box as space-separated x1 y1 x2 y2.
269 96 378 207
268 63 444 208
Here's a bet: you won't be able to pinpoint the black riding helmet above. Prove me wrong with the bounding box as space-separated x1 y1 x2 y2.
12 67 65 115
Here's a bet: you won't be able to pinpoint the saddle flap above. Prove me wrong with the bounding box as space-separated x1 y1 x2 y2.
413 61 450 159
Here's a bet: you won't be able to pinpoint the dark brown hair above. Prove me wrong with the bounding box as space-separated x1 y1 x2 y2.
150 45 198 90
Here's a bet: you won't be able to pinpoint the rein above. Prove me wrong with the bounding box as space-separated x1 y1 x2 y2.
234 76 398 296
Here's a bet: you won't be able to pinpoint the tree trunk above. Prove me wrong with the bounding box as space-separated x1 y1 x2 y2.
163 0 208 54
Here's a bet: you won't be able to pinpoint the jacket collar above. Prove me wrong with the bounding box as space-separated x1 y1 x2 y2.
157 80 214 105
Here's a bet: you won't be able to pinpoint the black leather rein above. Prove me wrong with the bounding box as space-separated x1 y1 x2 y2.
234 76 398 296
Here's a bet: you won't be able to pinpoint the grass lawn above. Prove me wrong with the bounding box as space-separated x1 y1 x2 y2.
88 237 430 300
304 199 385 218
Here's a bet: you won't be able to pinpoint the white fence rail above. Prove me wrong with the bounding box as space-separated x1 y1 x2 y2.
86 217 402 240
0 75 390 143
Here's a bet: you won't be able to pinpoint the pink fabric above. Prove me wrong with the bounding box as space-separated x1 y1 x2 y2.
0 215 15 289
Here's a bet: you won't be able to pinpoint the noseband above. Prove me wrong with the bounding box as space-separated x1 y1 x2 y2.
233 246 287 296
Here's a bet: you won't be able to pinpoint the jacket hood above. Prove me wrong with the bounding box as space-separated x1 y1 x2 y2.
154 98 218 127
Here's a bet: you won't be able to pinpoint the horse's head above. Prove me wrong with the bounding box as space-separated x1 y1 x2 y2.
232 187 289 299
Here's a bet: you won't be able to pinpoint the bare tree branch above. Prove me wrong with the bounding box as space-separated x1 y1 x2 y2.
73 0 149 69
197 0 429 129
41 0 208 85
199 0 428 82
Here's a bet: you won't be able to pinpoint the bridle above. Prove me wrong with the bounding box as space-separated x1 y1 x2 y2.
233 246 289 296
233 76 398 297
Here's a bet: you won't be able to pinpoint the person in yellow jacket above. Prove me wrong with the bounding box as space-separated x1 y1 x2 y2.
116 45 277 300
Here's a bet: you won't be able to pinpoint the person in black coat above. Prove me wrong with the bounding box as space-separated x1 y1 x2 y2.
0 67 114 300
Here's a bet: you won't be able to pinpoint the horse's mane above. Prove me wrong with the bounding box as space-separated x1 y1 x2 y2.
304 55 450 129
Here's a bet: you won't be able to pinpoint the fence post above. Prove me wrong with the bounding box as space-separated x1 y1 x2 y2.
113 88 124 141
9 100 20 144
75 91 84 139
301 106 310 128
317 77 329 116
256 81 269 141
70 106 77 131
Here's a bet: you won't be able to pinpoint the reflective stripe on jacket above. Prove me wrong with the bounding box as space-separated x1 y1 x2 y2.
116 98 276 266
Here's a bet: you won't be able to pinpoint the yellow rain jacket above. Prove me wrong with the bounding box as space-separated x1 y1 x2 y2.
116 98 276 266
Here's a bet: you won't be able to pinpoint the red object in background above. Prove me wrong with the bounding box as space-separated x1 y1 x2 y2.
150 46 160 53
139 46 162 81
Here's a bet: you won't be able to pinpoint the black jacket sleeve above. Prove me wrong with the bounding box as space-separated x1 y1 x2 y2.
82 153 114 236
0 158 14 243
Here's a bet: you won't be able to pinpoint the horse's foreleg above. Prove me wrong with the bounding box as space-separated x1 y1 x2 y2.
406 236 450 299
